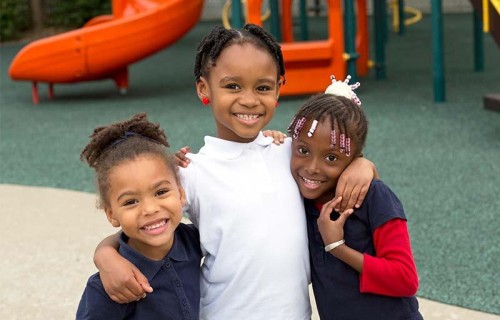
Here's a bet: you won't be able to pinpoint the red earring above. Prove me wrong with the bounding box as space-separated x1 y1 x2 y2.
275 101 279 107
201 97 210 105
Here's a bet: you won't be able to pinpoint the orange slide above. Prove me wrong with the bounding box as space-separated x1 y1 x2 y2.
8 0 205 104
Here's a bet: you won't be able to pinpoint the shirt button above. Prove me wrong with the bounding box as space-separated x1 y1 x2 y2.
175 280 180 287
165 261 171 268
182 299 187 306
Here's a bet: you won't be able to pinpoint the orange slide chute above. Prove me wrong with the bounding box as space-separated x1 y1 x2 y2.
9 0 204 104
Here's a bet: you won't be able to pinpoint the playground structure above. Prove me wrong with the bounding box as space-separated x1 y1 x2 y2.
8 0 204 104
385 0 500 103
471 0 500 111
8 0 499 104
9 0 373 102
241 0 371 96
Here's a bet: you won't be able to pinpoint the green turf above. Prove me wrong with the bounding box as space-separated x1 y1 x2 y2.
1 14 499 314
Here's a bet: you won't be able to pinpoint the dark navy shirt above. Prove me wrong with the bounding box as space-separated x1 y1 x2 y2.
306 179 423 320
76 224 202 320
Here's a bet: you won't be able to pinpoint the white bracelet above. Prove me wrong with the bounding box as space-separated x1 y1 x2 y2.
324 239 345 252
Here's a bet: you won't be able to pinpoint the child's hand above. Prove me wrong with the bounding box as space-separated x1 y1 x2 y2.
335 157 375 212
317 197 353 246
99 252 153 303
263 130 286 145
175 146 192 168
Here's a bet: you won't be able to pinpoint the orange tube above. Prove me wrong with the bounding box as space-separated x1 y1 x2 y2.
9 0 204 101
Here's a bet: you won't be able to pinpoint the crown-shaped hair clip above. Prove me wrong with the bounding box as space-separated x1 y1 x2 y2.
324 75 361 106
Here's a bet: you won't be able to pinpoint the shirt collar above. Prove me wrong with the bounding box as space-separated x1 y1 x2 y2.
305 199 322 217
118 230 189 281
199 132 274 160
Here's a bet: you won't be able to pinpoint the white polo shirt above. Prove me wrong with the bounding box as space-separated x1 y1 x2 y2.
180 133 311 320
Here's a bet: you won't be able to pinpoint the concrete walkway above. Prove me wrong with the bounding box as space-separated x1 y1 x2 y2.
1 184 498 320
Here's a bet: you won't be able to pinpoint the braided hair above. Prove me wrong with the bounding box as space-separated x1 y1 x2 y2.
80 113 177 208
194 24 285 83
287 94 368 156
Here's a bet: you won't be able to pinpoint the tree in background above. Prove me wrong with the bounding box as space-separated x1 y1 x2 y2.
30 0 44 36
1 0 31 41
1 0 110 42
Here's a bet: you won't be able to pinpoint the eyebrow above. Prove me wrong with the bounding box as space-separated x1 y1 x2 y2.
295 138 310 145
219 76 240 84
116 179 174 202
295 139 339 154
116 190 135 203
219 76 276 85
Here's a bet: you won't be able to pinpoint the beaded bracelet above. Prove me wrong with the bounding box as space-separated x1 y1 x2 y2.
324 239 345 252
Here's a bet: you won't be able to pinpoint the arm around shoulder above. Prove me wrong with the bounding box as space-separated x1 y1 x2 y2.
93 232 153 303
336 156 378 211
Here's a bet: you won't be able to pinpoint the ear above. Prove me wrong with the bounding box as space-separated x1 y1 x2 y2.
196 76 210 101
178 185 186 208
276 77 283 99
104 207 121 228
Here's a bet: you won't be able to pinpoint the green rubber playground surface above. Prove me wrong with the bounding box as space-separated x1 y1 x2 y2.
1 14 499 314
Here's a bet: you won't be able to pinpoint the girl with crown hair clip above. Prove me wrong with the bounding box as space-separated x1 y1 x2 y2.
288 76 423 320
77 114 202 319
93 25 378 319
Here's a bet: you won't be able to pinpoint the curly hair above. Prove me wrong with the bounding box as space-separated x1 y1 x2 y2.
80 113 177 208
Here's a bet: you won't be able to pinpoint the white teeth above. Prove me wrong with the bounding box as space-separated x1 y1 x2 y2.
142 220 166 230
302 177 322 185
236 114 259 120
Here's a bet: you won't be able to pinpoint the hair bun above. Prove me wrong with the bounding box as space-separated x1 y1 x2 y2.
324 75 361 106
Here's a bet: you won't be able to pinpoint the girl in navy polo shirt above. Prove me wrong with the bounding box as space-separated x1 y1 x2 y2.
77 113 202 320
287 76 423 320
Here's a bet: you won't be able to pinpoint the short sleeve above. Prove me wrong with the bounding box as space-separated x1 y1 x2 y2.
365 180 407 232
179 164 199 227
76 274 133 320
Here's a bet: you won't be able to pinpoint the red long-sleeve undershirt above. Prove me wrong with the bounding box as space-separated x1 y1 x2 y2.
359 218 419 297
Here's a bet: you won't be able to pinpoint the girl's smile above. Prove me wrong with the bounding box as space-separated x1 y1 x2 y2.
105 155 186 261
291 118 357 204
298 175 326 190
140 218 169 235
197 43 280 143
234 113 261 122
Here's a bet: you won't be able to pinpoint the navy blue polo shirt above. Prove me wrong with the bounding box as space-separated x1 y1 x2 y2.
306 179 423 320
76 223 202 320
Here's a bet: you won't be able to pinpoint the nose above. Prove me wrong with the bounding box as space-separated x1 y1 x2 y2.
239 90 259 108
142 197 160 216
304 157 320 175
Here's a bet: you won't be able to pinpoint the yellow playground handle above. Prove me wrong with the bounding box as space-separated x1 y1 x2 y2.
222 0 271 29
483 0 500 32
390 1 423 32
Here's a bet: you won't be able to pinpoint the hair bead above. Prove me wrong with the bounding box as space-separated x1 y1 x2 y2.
293 117 306 139
330 129 336 149
339 133 345 153
307 120 318 137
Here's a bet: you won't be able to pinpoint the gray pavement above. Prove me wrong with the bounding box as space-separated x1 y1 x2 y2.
1 184 498 320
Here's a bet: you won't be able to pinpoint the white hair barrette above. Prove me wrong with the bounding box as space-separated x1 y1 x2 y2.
324 75 361 106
